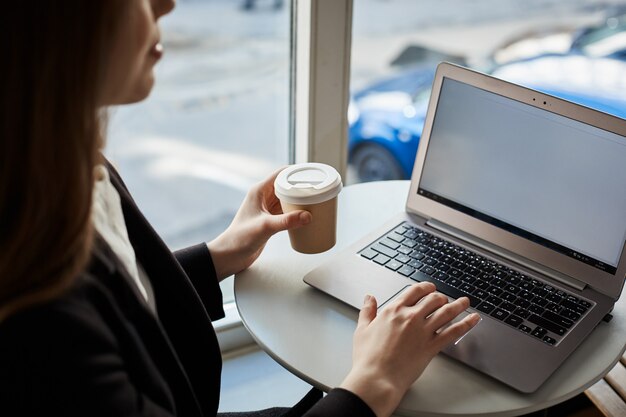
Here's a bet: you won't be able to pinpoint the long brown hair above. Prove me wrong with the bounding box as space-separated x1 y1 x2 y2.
0 2 125 321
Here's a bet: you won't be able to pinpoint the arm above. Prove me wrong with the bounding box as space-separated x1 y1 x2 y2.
174 243 225 321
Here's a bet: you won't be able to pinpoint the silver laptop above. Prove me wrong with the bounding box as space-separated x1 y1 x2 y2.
304 62 626 393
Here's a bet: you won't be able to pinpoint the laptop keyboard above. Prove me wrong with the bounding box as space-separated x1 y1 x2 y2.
359 222 594 346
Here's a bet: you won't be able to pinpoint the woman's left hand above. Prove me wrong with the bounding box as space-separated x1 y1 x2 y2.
207 168 312 281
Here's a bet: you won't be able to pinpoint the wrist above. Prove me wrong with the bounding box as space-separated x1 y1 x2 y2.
340 369 403 417
206 238 235 281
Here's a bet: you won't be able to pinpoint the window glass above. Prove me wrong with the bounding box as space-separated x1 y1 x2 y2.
106 0 291 303
348 0 626 184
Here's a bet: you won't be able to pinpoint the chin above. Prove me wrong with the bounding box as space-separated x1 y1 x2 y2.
125 77 156 104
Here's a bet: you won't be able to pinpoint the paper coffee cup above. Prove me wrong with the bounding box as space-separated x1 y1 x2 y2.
274 163 343 254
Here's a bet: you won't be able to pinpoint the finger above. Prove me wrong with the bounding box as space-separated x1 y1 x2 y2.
412 292 449 318
394 282 436 307
434 312 481 350
426 296 470 331
357 295 378 330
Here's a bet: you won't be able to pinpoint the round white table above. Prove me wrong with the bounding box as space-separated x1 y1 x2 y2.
235 181 626 417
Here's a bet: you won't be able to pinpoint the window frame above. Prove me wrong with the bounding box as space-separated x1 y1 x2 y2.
216 0 354 353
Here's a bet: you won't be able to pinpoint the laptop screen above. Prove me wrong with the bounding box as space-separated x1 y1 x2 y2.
418 77 626 275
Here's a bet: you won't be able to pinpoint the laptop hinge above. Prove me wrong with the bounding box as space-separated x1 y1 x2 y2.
426 219 586 292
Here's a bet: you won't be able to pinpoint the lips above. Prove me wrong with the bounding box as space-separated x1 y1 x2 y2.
150 42 163 60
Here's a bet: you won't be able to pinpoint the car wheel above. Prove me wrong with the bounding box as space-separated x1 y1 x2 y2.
350 144 404 182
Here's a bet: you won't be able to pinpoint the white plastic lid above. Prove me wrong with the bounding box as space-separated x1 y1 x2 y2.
274 163 343 205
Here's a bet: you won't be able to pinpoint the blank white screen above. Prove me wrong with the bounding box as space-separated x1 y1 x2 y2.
420 78 626 267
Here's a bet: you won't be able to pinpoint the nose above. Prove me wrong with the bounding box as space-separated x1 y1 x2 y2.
153 0 176 19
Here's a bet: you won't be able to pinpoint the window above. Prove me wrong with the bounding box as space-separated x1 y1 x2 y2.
106 0 292 304
347 0 626 184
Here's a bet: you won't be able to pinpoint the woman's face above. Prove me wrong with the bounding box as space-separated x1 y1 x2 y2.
100 0 175 105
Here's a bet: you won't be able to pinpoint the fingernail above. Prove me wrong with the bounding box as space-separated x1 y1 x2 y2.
364 294 371 303
299 211 311 224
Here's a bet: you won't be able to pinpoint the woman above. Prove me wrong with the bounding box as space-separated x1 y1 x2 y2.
0 1 480 416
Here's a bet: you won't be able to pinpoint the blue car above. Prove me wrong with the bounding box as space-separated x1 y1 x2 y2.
348 54 626 182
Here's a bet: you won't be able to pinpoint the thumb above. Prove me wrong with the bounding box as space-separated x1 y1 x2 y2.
357 295 377 329
267 210 311 234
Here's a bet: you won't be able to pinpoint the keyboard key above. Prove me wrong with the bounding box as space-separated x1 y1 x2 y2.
513 298 531 309
500 301 516 312
505 314 523 327
473 289 488 299
561 299 587 315
519 324 532 333
360 248 378 260
491 308 509 321
393 226 407 235
440 255 454 264
460 283 476 294
373 254 390 265
579 300 592 308
491 279 507 288
420 265 436 275
404 230 419 239
381 238 400 250
546 293 563 303
542 310 574 328
395 254 411 264
423 257 438 267
494 270 509 279
452 261 466 270
408 259 423 269
465 267 480 277
532 297 549 307
508 276 521 286
501 292 517 302
433 271 449 282
528 314 566 336
543 336 557 346
387 232 405 243
560 309 581 321
397 246 412 255
385 260 403 271
447 278 462 288
487 286 504 296
476 302 496 314
486 295 502 306
372 243 397 258
409 250 425 259
449 268 464 278
531 280 545 288
402 239 417 248
545 303 562 314
519 291 534 301
515 308 531 319
428 250 443 259
528 304 545 315
436 263 451 272
504 285 518 294
398 265 415 277
531 327 548 339
520 282 533 291
475 280 490 290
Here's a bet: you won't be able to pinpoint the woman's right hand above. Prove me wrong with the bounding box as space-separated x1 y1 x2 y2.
340 282 481 417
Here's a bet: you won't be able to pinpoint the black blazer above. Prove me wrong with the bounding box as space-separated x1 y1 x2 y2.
0 164 374 417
